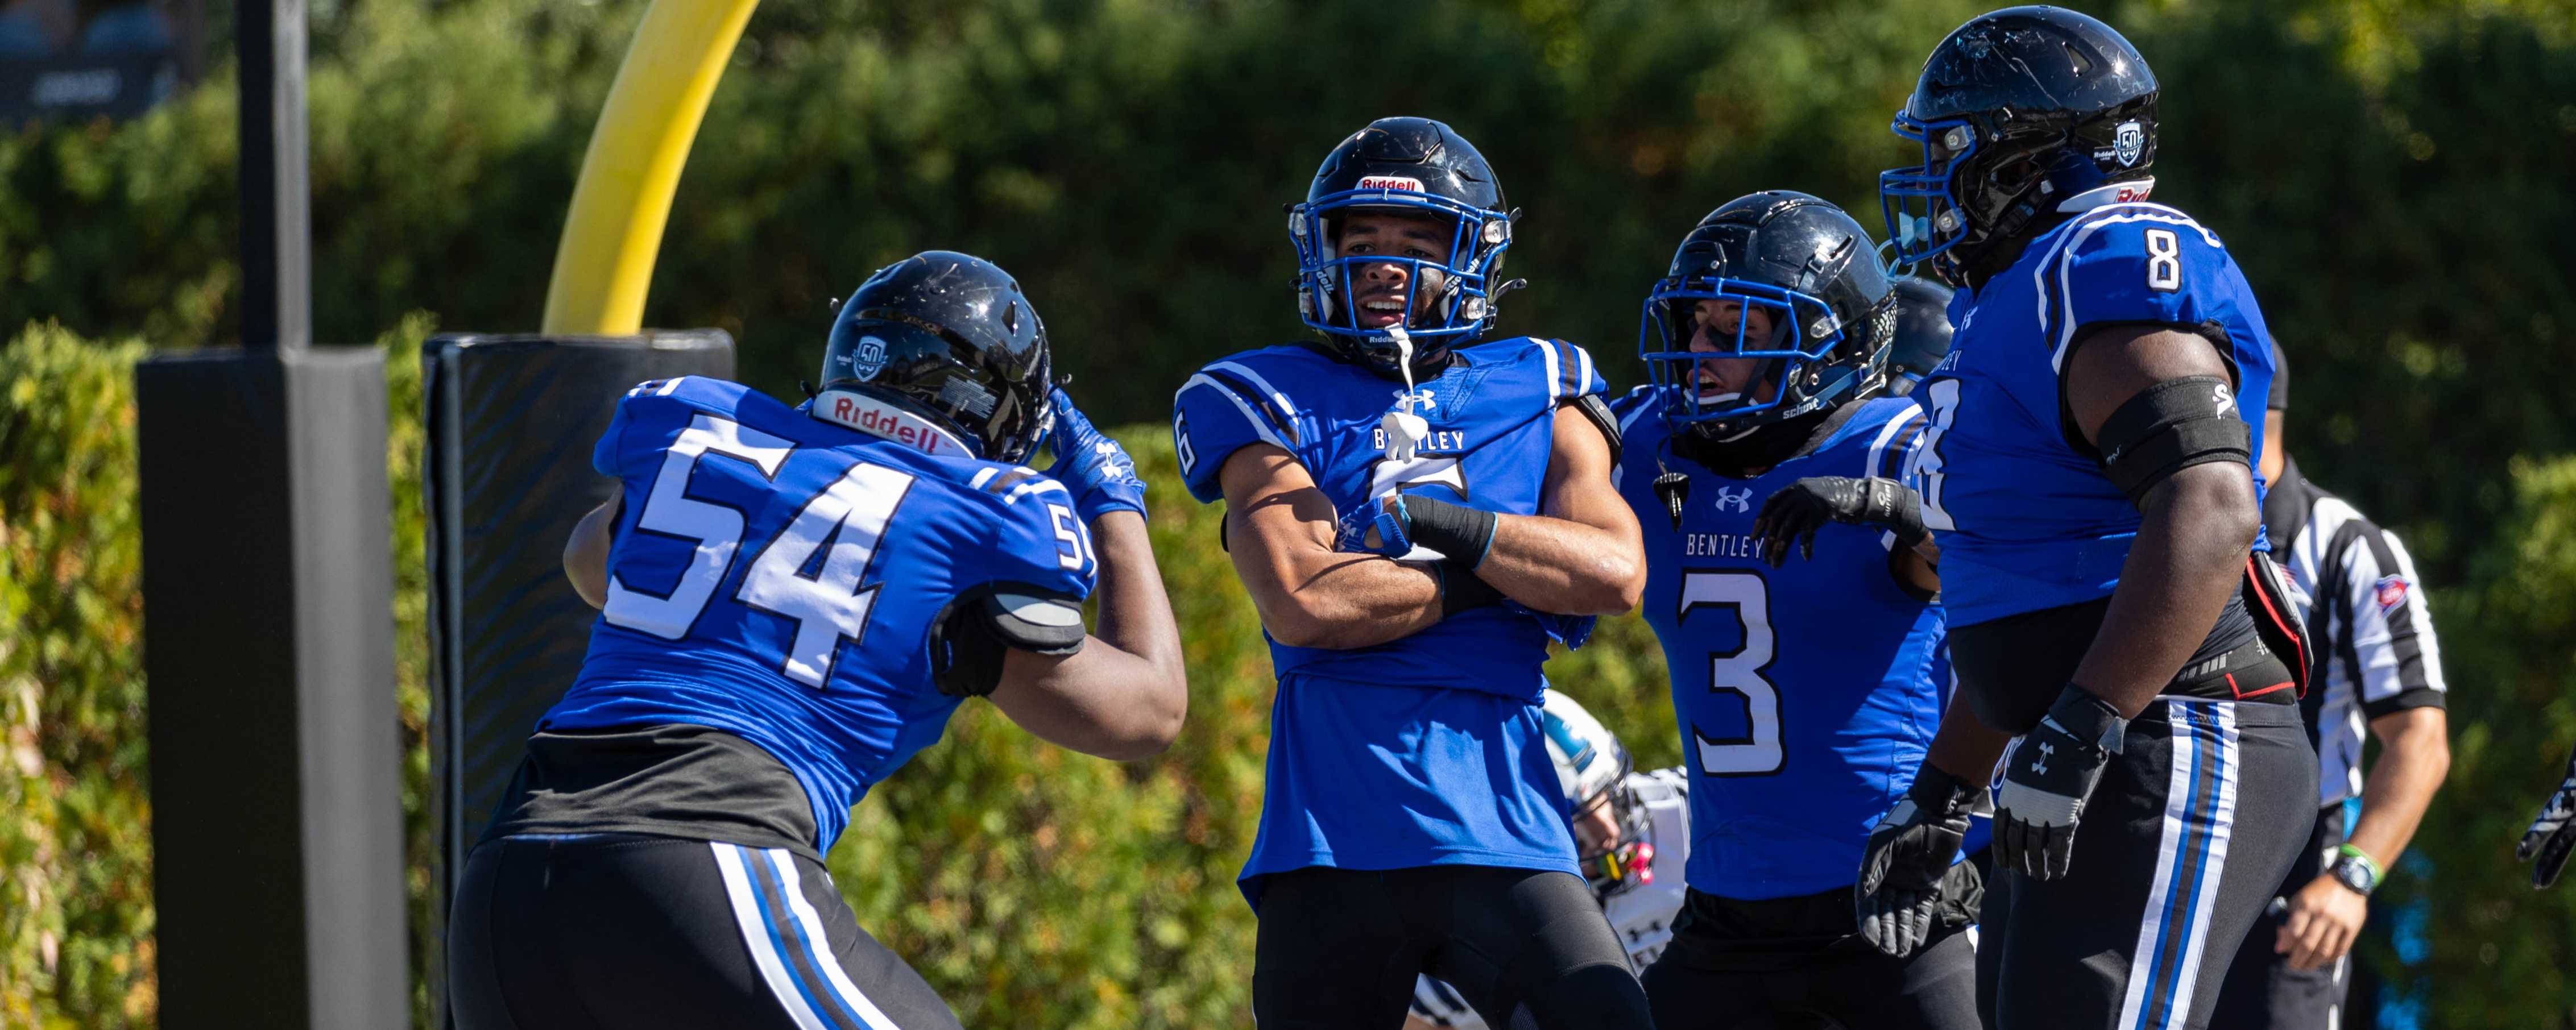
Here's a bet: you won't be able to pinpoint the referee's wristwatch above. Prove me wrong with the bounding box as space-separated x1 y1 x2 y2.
2329 844 2383 897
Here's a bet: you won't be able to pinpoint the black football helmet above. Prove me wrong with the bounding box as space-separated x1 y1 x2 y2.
817 251 1051 464
1881 6 2160 287
1289 117 1518 379
1885 276 1956 396
1638 192 1896 441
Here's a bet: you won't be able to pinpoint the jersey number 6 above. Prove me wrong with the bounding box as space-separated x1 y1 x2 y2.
1678 570 1784 776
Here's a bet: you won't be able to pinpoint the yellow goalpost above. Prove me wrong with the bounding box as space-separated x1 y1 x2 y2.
540 0 762 334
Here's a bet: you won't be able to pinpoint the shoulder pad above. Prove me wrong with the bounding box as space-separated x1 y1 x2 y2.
928 582 1086 698
1173 354 1315 502
970 473 1098 594
1479 337 1605 401
2032 205 2234 372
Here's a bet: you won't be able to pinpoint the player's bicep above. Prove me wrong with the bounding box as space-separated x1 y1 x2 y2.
1542 404 1638 538
1217 444 1340 593
2063 325 2237 445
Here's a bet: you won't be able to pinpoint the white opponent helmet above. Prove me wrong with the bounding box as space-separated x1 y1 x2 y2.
1540 690 1631 813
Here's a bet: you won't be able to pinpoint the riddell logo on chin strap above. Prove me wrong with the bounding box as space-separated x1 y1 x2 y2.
813 389 963 456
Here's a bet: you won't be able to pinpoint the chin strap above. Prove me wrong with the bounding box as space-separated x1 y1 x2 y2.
1379 325 1439 462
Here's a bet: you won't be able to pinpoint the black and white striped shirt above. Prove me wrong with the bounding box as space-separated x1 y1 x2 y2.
2264 457 2449 808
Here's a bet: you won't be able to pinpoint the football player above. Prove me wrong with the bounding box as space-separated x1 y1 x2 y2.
1407 691 1692 1030
1864 8 2315 1028
1609 192 1979 1030
447 252 1188 1030
1170 116 1653 1028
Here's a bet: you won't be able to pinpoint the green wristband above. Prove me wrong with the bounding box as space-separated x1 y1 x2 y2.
2336 844 2383 883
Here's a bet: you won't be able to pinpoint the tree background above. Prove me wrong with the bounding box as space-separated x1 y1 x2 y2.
4 0 2574 1025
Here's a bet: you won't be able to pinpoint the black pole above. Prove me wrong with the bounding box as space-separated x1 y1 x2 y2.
135 0 401 1020
238 0 308 350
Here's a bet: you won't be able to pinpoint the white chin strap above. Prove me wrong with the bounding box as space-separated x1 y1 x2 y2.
1379 325 1436 461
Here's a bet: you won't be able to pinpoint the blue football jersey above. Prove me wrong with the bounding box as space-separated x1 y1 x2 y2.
1914 201 2277 627
1615 391 1953 900
542 376 1096 852
1171 337 1608 902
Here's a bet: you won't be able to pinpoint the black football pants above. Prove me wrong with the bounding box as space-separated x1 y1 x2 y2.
2207 805 2351 1029
448 833 960 1030
1978 698 2316 1030
1251 864 1653 1029
1640 886 1980 1030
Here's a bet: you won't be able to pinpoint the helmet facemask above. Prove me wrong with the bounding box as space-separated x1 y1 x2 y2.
1574 779 1658 902
1290 186 1513 376
1639 277 1885 442
1883 102 2160 286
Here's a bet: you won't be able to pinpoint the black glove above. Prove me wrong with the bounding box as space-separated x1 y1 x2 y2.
1994 684 2128 880
1753 476 1927 567
2520 740 2576 890
1857 762 1987 957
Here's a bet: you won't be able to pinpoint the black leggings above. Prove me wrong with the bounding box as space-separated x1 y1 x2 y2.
1251 864 1651 1029
1639 887 1979 1030
448 833 961 1030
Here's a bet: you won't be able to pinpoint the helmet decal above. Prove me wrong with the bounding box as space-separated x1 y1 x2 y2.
851 335 889 381
2113 121 2147 167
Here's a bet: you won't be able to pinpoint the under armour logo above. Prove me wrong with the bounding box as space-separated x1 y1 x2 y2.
2031 741 2055 776
1094 441 1136 480
1714 486 1753 512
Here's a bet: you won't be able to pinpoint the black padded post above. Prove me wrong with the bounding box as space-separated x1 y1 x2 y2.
420 330 734 1025
136 347 405 1029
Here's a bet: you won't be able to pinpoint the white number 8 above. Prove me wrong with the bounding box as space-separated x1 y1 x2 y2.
2144 229 2182 292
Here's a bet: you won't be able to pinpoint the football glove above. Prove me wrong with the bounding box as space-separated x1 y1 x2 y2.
1046 387 1146 523
1753 476 1927 567
1995 684 2128 880
2519 739 2576 890
1857 762 1986 957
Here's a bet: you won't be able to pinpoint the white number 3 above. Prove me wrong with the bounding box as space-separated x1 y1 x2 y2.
2144 229 2182 292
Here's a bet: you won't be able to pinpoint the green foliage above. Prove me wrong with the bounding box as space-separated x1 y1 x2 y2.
2381 455 2576 1027
0 328 155 1028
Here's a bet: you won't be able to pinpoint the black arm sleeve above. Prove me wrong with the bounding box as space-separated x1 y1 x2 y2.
929 583 1087 699
2092 376 2252 505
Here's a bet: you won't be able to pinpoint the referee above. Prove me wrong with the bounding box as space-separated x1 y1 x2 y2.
2210 344 2453 1028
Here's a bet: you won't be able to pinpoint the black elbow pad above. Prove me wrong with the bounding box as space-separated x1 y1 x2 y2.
929 584 1087 698
2094 376 2251 505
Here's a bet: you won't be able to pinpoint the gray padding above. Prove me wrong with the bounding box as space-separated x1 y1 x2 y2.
983 591 1086 654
